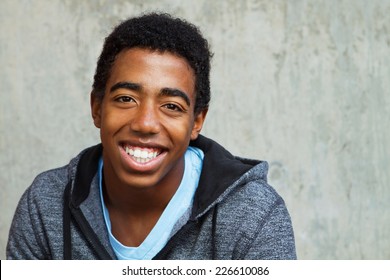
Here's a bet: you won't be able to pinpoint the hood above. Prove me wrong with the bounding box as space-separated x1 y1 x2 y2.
189 135 268 219
66 144 103 208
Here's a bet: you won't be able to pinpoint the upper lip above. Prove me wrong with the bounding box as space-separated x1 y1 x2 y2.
119 140 168 151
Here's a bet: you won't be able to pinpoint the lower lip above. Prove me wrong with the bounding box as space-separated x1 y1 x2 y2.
119 146 167 173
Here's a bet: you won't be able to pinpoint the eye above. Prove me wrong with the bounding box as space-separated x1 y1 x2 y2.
115 96 135 103
163 103 184 112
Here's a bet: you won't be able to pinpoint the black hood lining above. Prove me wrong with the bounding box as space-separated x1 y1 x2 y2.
189 135 255 218
71 144 102 207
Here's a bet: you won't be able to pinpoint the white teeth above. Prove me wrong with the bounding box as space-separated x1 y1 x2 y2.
124 146 160 163
141 150 148 159
134 149 141 157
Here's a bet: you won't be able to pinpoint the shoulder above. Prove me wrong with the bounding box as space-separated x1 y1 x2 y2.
7 150 85 259
216 161 294 239
214 164 296 259
24 165 70 206
6 165 71 259
24 145 95 205
7 146 101 259
220 163 286 219
11 164 71 232
12 151 84 229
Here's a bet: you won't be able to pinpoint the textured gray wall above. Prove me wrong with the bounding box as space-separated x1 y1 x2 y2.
1 0 389 259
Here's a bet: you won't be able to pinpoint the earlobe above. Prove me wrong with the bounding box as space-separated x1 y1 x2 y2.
91 93 102 129
190 109 208 140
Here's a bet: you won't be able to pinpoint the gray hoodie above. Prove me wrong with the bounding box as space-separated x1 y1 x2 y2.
7 135 296 259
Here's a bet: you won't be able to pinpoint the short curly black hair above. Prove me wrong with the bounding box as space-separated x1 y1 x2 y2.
92 12 212 114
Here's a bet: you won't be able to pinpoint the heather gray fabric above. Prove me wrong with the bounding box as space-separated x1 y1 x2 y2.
7 136 296 259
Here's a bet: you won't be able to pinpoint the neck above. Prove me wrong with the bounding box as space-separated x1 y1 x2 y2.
102 157 185 216
101 157 185 247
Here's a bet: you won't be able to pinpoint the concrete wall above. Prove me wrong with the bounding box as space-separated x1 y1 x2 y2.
1 0 389 259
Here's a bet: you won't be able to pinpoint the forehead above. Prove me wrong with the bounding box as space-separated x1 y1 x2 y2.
108 48 196 98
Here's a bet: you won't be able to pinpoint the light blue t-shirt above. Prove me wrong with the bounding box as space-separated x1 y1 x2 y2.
98 146 204 260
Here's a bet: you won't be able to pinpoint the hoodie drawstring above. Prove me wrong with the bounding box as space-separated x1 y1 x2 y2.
63 182 72 260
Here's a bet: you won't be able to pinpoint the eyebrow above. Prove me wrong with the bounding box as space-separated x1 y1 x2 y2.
110 81 191 106
110 81 141 93
160 88 191 106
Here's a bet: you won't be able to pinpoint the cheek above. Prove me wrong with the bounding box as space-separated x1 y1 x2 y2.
166 118 195 141
100 109 128 136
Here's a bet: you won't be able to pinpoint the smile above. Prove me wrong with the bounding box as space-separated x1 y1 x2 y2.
122 145 162 164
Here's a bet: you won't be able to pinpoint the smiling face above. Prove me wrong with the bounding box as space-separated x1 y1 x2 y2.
91 48 207 191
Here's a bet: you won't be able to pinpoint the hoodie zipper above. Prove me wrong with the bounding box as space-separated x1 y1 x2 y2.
153 205 219 260
153 220 198 259
70 206 113 260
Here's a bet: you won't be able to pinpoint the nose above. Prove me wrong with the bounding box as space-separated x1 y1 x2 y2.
129 103 160 135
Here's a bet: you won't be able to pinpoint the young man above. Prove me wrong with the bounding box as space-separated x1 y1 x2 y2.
7 13 296 259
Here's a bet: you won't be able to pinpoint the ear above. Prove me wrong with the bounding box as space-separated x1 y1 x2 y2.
91 93 102 129
190 108 208 140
